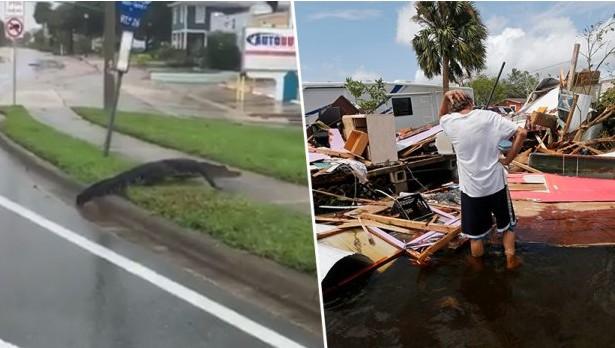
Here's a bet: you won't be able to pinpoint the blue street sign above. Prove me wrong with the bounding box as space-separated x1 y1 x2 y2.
118 1 151 30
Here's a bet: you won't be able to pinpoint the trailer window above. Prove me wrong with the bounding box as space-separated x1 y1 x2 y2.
392 97 413 116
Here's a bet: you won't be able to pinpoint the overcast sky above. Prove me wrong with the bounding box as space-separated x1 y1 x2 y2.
295 1 615 83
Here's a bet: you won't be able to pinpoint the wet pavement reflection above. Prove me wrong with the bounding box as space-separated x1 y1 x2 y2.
324 244 615 347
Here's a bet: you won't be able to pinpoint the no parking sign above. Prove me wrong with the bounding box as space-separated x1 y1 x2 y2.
5 17 23 39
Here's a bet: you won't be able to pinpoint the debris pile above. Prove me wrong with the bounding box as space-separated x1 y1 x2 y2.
309 44 615 292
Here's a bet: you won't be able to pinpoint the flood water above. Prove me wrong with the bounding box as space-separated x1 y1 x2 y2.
324 243 615 347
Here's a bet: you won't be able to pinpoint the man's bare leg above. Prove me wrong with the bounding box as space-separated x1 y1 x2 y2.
503 230 521 269
470 239 485 257
466 239 485 271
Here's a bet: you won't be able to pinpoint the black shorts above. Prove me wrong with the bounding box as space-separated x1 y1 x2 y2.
460 187 516 239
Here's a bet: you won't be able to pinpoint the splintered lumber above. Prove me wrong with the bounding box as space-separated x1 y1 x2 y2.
508 183 548 191
511 160 543 174
314 216 354 223
567 43 580 90
561 94 579 136
360 213 458 234
574 108 613 141
336 220 414 234
417 227 461 263
309 147 356 159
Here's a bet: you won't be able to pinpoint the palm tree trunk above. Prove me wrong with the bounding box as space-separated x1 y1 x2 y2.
442 55 450 92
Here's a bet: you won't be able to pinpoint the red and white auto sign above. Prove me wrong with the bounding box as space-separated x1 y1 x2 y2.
242 28 297 71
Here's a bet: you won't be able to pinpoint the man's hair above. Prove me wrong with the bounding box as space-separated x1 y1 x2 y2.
451 93 474 112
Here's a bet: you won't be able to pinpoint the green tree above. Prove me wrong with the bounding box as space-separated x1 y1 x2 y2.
466 74 506 107
411 1 487 91
0 20 5 47
136 1 172 51
503 68 538 98
33 2 53 26
344 78 388 114
599 86 615 112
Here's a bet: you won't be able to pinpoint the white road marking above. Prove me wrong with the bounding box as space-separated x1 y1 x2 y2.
0 195 305 348
0 338 19 347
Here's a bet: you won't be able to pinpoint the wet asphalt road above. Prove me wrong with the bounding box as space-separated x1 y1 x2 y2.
0 147 322 347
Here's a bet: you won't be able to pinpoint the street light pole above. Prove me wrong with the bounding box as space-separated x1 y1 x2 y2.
103 2 116 111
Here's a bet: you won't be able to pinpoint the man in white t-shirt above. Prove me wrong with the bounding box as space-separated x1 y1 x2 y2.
439 90 527 269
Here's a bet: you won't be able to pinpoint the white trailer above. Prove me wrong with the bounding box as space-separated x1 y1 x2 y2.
302 81 474 129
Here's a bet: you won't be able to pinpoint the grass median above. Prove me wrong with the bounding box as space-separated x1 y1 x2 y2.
0 105 315 273
72 107 308 185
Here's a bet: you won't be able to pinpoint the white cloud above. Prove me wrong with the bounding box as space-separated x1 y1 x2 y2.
413 69 438 84
396 2 421 47
350 66 380 81
485 15 509 35
482 16 614 78
308 9 382 22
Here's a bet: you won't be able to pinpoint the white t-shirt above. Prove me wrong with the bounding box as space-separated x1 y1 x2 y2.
440 109 518 198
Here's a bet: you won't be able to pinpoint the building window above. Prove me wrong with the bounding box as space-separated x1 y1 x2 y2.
173 7 177 24
179 6 184 24
195 6 206 24
392 97 414 117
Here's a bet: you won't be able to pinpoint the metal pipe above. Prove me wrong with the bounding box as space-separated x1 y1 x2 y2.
484 61 506 109
103 72 123 156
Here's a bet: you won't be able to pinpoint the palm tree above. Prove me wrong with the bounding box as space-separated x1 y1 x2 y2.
411 1 487 91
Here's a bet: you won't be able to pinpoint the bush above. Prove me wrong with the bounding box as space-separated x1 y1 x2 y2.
599 86 615 112
206 32 240 71
133 53 154 66
151 44 194 67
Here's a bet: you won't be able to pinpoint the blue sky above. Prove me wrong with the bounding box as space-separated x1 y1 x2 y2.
295 1 615 83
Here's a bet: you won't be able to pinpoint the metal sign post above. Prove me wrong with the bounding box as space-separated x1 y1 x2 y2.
103 1 150 156
12 41 16 105
5 1 24 106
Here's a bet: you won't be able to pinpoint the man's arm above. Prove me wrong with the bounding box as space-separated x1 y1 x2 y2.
439 90 467 117
500 127 528 165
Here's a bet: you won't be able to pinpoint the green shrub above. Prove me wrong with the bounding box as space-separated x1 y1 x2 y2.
133 53 154 66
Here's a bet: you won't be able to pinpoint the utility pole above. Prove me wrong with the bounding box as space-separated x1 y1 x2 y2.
103 2 116 111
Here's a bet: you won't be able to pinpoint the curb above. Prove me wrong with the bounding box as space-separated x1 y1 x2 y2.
0 131 322 322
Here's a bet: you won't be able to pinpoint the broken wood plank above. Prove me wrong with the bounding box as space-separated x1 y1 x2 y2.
511 160 543 174
309 147 356 159
429 203 461 212
561 94 579 136
360 213 458 234
314 216 354 223
417 227 461 263
508 183 548 191
336 220 414 234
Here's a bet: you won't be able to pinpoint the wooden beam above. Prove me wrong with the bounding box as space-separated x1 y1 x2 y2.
337 220 414 234
567 43 580 90
561 94 579 136
511 160 543 174
314 216 353 223
360 213 458 234
417 228 461 263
